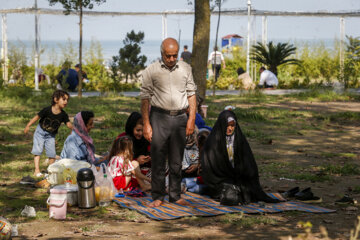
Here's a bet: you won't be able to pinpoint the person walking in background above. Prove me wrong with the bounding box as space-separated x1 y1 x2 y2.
258 66 278 89
141 37 197 208
180 45 192 64
208 46 226 81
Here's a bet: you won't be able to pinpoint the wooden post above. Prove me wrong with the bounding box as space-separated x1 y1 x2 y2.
78 1 83 98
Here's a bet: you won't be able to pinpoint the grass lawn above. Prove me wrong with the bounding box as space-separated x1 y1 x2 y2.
1 87 360 239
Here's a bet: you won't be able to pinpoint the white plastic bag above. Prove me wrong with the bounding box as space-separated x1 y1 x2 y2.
20 205 36 217
92 163 117 202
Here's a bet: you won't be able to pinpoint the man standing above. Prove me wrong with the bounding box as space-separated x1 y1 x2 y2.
180 45 192 64
208 46 226 81
141 38 197 207
258 66 278 88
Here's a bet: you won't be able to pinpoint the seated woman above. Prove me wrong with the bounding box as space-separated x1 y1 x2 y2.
116 112 151 173
60 111 97 164
200 110 279 203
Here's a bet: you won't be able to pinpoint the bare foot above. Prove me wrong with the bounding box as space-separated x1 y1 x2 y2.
148 199 163 208
174 198 190 206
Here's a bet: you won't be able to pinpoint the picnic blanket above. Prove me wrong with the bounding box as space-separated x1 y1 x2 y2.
113 192 335 221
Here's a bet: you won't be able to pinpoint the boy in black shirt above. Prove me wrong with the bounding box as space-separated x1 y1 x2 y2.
24 90 73 177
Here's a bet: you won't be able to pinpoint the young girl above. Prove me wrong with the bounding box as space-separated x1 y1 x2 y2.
107 136 151 192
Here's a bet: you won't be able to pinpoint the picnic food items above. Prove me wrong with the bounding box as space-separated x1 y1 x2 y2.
92 164 117 204
77 168 96 208
47 159 90 185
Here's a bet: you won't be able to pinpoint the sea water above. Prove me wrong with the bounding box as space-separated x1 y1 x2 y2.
3 38 336 66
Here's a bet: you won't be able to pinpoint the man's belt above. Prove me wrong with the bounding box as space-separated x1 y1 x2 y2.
151 106 187 116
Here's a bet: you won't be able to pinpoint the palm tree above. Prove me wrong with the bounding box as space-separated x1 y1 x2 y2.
251 41 299 76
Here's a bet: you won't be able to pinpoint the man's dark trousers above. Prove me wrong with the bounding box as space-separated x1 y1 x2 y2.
150 110 187 202
212 64 221 81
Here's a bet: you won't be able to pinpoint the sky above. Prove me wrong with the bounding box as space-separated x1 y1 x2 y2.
0 0 359 44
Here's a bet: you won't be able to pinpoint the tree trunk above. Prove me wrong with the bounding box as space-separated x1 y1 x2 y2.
270 66 278 76
191 0 210 101
77 3 83 98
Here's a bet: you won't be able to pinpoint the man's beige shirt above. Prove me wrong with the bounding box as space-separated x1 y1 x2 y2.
140 60 197 111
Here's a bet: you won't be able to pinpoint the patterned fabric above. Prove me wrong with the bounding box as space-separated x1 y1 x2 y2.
73 112 95 163
226 134 234 167
114 192 335 221
108 156 135 178
182 144 199 170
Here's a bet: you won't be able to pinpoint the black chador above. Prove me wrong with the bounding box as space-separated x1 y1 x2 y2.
200 110 279 203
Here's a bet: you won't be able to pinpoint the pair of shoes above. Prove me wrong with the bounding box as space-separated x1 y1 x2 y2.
20 176 36 185
295 187 322 203
281 187 300 198
335 194 357 205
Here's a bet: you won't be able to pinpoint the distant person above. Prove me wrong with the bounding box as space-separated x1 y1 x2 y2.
237 67 255 90
180 45 192 64
75 63 89 84
56 62 79 91
37 68 50 85
258 67 278 89
24 90 72 177
208 46 226 81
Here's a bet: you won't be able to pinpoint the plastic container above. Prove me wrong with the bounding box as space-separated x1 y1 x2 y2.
47 188 67 219
52 183 78 206
99 174 112 207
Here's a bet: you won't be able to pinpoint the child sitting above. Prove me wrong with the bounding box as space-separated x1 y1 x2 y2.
24 90 72 177
181 126 207 194
107 136 151 192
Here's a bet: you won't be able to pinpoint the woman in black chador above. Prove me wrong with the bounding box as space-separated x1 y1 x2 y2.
200 110 279 203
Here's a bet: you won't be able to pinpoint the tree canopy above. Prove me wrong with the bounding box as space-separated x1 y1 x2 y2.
251 41 299 76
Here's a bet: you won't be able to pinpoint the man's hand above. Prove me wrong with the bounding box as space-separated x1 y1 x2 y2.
143 123 153 142
186 117 195 136
185 164 199 173
137 155 151 165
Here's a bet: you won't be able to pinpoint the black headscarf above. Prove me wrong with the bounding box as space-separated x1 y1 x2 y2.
125 112 150 160
200 110 278 203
